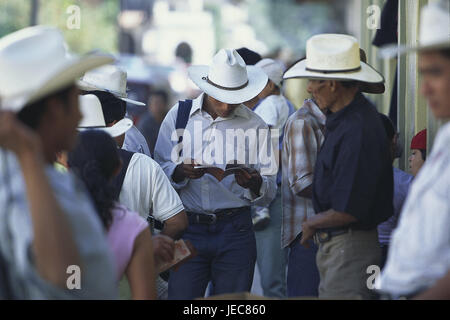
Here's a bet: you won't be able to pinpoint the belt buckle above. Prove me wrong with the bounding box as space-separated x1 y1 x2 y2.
202 213 217 225
317 231 331 243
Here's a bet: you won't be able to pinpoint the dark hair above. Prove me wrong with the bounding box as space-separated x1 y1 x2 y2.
175 42 193 64
83 90 126 124
419 149 427 161
68 130 121 229
17 85 74 129
236 47 262 65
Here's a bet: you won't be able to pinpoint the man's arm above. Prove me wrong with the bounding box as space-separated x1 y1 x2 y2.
161 210 188 240
0 112 81 288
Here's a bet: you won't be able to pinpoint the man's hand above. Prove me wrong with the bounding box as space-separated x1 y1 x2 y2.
300 220 316 248
235 168 263 196
0 111 42 158
172 159 205 182
152 234 175 266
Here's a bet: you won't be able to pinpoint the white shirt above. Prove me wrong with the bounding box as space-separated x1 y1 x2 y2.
0 151 117 299
377 121 450 296
119 152 184 221
154 93 277 214
254 94 290 130
123 125 151 157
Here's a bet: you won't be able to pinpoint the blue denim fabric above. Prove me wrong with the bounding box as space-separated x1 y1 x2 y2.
168 208 256 300
287 235 320 297
254 189 288 298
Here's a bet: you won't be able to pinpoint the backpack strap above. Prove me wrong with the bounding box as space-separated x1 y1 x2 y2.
112 149 135 200
175 99 193 157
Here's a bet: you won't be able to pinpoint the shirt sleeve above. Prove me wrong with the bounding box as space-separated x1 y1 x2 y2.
254 98 278 127
285 118 318 195
330 125 384 222
154 103 190 190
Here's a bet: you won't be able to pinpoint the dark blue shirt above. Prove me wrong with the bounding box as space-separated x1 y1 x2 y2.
312 93 394 230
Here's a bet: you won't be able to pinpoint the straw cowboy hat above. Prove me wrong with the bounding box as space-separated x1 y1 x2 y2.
283 34 385 93
78 65 146 106
78 94 132 137
0 26 113 112
380 1 450 58
188 48 268 104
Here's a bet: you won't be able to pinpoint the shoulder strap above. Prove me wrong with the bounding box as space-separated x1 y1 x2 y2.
175 99 193 156
112 149 135 200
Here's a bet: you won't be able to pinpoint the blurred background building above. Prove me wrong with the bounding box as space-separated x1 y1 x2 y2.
0 0 444 173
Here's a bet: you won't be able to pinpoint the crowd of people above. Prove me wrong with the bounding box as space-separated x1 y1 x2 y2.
0 2 449 300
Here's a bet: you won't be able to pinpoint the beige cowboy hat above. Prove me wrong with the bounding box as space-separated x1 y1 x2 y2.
283 34 385 94
0 26 114 112
78 65 146 106
188 48 268 104
380 2 450 58
78 94 132 137
255 58 285 87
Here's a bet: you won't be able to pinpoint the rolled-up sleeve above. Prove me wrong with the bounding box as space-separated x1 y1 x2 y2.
286 119 318 195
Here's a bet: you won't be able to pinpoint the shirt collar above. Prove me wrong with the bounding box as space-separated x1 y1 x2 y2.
189 92 251 120
326 92 365 131
303 99 326 125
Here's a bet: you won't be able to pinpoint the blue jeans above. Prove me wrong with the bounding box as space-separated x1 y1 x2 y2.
254 189 288 298
287 234 320 297
168 208 256 300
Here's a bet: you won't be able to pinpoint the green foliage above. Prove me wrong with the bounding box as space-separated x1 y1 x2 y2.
0 0 119 54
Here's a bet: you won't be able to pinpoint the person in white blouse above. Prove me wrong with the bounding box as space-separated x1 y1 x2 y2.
377 1 450 299
154 49 277 299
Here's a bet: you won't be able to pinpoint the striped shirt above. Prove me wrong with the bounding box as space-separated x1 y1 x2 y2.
281 99 325 248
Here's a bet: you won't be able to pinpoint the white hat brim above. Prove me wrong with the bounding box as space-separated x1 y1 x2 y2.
78 80 146 106
188 65 268 104
379 41 450 59
1 55 114 112
78 118 132 138
283 59 384 85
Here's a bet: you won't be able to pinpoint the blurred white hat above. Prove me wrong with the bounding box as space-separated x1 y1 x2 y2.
255 58 285 87
78 94 132 137
0 26 113 112
78 65 146 106
380 2 450 58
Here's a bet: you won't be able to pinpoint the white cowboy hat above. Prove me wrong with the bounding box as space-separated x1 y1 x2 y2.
188 48 268 104
78 94 132 137
78 64 146 106
380 2 450 58
283 34 385 93
255 58 285 87
0 26 114 112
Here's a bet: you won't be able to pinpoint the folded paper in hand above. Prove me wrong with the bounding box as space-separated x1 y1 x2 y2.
157 239 196 273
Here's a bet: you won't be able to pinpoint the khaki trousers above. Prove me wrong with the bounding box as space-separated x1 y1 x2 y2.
315 228 381 300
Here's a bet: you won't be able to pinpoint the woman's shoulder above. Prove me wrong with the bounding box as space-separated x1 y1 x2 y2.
111 203 148 230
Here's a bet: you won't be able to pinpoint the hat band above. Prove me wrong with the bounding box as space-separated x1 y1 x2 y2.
305 65 362 74
203 76 249 91
78 125 107 129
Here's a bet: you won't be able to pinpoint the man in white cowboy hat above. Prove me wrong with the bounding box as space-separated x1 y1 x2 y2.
0 26 117 299
284 33 393 299
281 48 385 298
247 58 295 298
79 64 152 157
376 1 450 299
154 48 277 299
